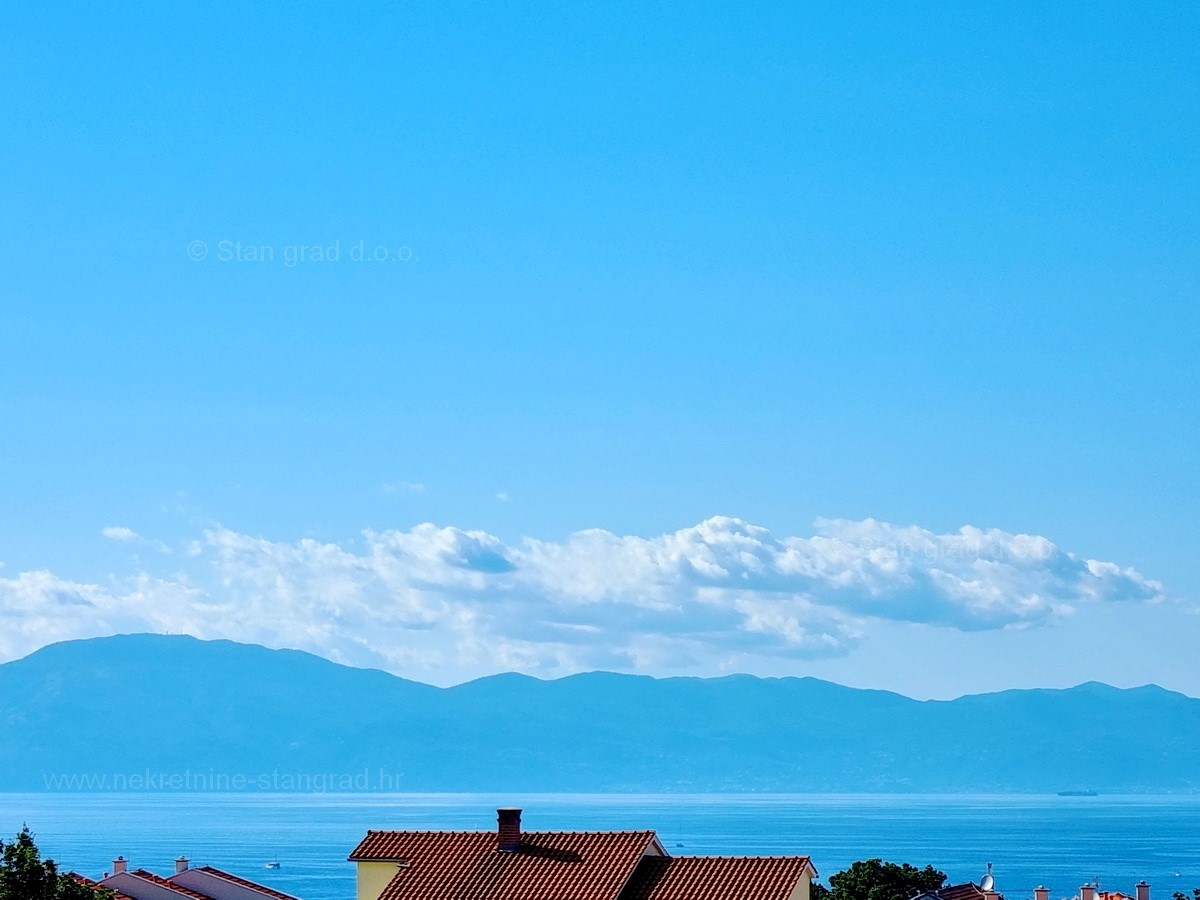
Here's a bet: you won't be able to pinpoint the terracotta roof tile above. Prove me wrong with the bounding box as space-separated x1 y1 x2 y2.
351 830 659 900
937 884 990 900
926 883 1007 900
618 855 814 900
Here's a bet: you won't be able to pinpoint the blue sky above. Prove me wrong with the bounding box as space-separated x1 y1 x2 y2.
1 2 1197 697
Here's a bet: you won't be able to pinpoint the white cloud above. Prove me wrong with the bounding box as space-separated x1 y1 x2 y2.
2 516 1169 680
0 570 208 663
101 525 172 554
382 481 426 495
101 525 143 543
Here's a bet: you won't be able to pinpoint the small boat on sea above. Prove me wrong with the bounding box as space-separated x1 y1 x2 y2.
264 860 281 870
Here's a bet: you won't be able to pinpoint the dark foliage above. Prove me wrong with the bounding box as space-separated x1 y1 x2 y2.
814 858 948 900
0 827 108 900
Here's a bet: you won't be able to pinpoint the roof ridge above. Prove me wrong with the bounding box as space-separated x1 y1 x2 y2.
348 828 661 861
663 854 812 860
355 830 662 840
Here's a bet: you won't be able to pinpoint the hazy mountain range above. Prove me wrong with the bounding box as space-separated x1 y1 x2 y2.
1 634 1196 793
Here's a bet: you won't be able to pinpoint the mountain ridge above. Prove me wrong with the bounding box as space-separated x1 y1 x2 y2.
15 633 1183 701
2 634 1196 793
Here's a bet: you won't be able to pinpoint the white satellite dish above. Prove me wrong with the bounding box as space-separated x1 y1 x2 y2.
981 863 995 893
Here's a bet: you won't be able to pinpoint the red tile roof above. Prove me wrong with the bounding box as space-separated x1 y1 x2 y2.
185 866 301 900
923 883 1005 900
937 884 992 900
128 869 214 900
939 887 979 900
350 830 660 900
618 855 814 900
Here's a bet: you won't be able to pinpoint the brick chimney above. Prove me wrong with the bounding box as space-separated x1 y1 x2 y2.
113 857 128 876
175 857 189 875
1082 885 1097 900
497 808 522 852
1035 887 1049 900
1137 883 1150 900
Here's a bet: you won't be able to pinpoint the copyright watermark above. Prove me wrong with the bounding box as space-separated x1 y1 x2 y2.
185 239 417 267
43 767 406 792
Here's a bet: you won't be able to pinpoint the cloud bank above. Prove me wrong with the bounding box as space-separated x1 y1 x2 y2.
0 517 1166 678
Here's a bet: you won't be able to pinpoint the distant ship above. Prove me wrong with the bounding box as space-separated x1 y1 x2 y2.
1057 790 1099 797
264 860 282 870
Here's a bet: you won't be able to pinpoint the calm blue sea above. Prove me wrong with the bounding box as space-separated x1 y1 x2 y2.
2 794 1197 900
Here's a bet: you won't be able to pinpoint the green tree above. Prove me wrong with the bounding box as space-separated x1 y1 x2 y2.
0 826 107 900
813 859 948 900
1171 890 1200 900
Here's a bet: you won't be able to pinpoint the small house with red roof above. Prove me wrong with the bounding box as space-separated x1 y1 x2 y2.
349 807 817 900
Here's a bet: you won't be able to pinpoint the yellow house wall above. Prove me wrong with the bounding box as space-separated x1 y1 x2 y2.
356 862 400 900
788 869 813 900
